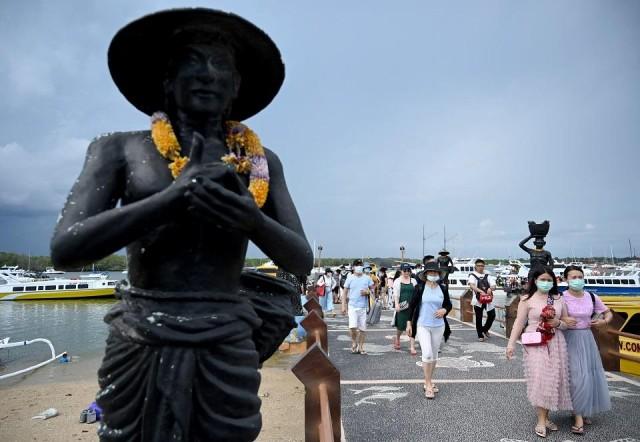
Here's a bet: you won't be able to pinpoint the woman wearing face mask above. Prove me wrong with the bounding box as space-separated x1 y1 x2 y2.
562 266 612 435
506 268 572 438
406 262 452 399
392 263 417 353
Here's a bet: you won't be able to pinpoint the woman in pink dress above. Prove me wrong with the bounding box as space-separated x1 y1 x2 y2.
507 267 573 438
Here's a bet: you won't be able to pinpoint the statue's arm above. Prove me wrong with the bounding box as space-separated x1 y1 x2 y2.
249 149 313 276
546 251 554 266
50 134 179 269
518 235 532 253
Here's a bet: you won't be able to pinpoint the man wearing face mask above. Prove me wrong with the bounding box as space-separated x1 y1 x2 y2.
342 265 375 354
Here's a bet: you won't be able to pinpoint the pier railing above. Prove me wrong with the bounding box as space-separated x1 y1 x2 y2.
291 294 341 442
456 289 521 337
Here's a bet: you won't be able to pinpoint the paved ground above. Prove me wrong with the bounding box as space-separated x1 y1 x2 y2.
326 309 640 442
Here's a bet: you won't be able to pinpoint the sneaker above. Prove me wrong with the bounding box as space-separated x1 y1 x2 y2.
79 409 88 423
86 409 97 424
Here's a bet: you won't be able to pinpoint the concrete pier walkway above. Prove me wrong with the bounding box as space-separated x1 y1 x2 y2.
326 309 640 442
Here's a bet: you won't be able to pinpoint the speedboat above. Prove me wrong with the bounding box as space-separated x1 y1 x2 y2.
42 267 65 276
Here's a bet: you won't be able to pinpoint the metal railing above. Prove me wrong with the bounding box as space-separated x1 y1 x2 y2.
291 295 341 442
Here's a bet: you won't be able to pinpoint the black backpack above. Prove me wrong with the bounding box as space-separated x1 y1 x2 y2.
339 272 349 289
471 273 491 292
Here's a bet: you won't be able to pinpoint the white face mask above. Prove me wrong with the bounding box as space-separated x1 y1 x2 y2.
427 275 440 282
354 266 363 274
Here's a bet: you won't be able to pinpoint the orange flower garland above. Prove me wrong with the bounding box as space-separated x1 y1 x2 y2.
150 112 269 208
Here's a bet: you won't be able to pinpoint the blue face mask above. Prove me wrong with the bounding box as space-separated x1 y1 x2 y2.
536 280 553 293
568 279 585 290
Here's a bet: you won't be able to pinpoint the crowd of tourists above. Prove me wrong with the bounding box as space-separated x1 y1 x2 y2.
314 257 613 438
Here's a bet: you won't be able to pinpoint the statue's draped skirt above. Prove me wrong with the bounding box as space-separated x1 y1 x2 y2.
96 272 297 442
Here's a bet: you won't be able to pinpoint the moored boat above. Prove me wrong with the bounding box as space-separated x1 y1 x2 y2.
0 273 117 301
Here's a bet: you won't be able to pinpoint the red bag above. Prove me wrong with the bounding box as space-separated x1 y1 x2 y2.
479 293 493 304
316 286 325 296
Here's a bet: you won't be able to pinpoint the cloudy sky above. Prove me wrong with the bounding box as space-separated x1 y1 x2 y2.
0 0 638 260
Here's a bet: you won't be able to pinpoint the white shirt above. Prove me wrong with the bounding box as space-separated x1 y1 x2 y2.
392 277 417 305
317 274 335 290
468 271 496 311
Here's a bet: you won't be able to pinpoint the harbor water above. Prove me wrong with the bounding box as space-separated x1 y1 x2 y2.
0 272 125 383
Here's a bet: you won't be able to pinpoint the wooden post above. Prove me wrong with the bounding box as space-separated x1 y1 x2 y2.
305 296 324 319
291 343 341 442
593 311 626 372
302 310 328 353
504 295 521 338
460 289 474 322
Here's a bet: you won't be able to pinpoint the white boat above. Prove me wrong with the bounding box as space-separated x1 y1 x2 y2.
0 265 35 281
78 272 109 280
0 337 65 380
558 271 640 297
0 273 117 301
42 267 65 276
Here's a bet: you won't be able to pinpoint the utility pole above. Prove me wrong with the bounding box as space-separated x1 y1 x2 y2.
443 225 446 251
317 245 323 269
400 245 405 261
630 238 634 258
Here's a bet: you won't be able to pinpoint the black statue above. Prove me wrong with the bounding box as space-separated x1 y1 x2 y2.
436 249 454 285
519 220 554 276
50 9 312 441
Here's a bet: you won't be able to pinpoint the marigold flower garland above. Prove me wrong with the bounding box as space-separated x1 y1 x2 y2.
150 111 269 208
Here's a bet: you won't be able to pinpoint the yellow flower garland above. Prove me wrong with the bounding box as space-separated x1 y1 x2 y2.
150 112 269 208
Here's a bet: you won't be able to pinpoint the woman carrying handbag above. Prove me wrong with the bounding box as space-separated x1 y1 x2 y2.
506 267 573 438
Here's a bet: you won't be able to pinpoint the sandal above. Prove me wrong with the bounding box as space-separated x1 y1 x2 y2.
351 344 359 354
358 347 367 355
393 337 401 350
545 420 558 431
534 424 546 438
410 349 417 356
571 425 584 435
571 414 592 425
478 337 485 342
424 388 435 399
423 384 439 393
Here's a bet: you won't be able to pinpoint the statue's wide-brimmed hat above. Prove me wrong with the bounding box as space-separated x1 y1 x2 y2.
108 8 285 121
439 249 450 255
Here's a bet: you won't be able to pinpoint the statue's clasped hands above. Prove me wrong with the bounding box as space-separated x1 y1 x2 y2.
174 133 264 233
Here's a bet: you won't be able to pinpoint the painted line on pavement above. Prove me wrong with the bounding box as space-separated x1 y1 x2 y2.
447 316 509 340
341 419 347 442
606 370 640 388
328 328 397 332
341 378 527 385
448 318 640 389
340 377 633 385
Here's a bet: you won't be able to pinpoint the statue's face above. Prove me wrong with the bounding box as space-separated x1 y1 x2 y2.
165 43 240 116
534 239 546 249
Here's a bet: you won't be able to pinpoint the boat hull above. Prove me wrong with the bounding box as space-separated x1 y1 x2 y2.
0 288 115 301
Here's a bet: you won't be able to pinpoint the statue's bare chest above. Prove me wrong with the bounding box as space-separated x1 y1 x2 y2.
121 133 247 203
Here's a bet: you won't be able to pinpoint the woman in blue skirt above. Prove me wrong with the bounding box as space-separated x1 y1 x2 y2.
563 265 613 435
